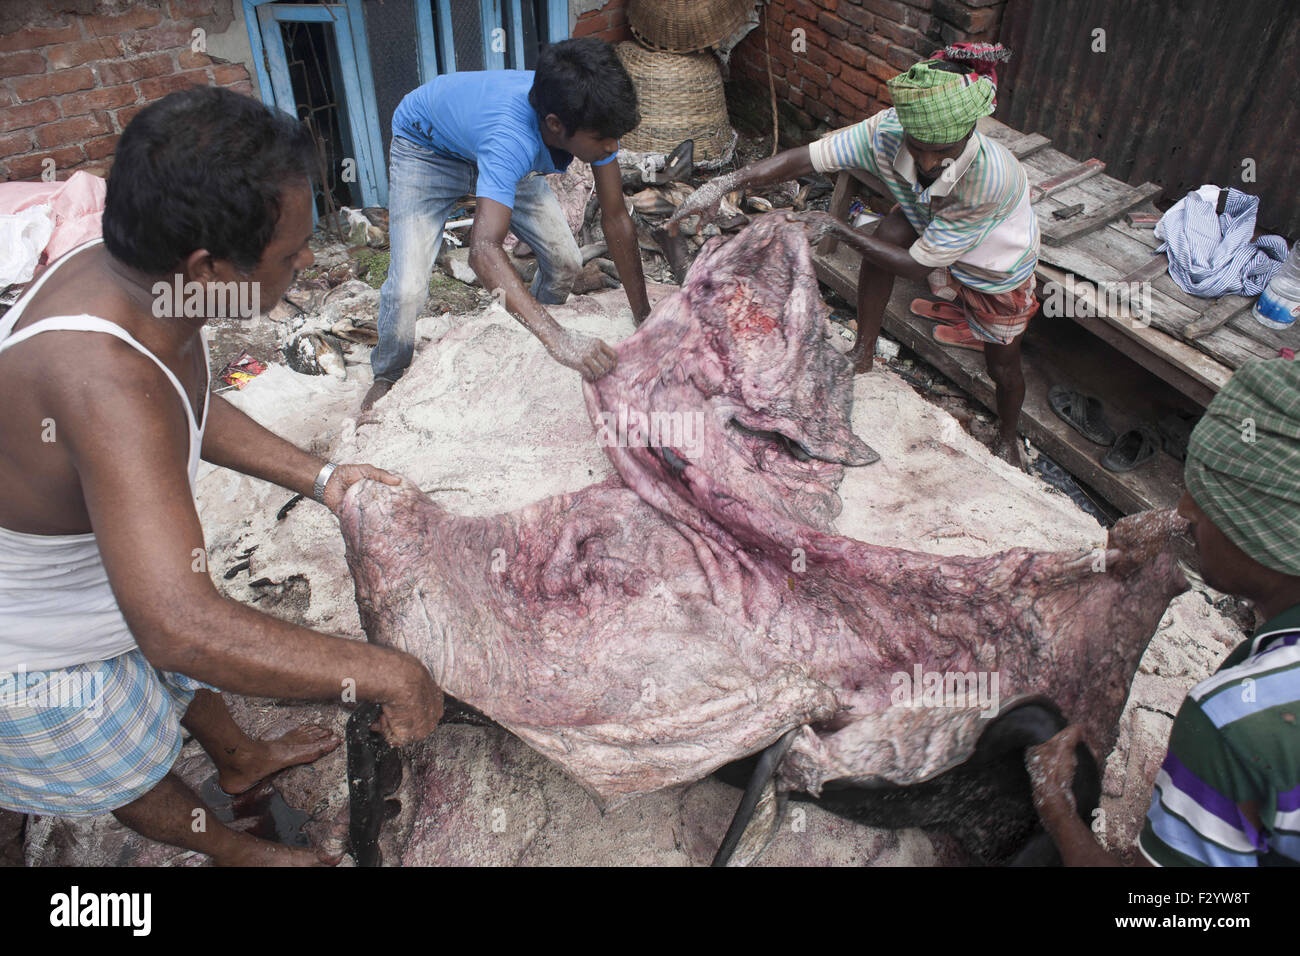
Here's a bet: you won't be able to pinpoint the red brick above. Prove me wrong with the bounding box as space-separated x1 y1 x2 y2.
0 52 45 78
866 35 890 58
122 23 195 56
0 129 34 158
865 53 895 82
177 49 212 69
791 0 820 21
863 0 912 20
83 132 119 160
83 7 164 37
807 44 842 76
875 17 928 50
885 42 915 70
839 4 874 30
827 36 870 69
137 69 210 100
46 37 122 69
831 77 871 113
94 52 174 86
0 99 59 133
935 0 1001 30
0 23 81 54
169 0 219 19
114 103 149 130
11 66 94 100
573 14 602 38
59 84 139 117
813 0 840 8
6 144 84 179
817 11 850 39
898 0 934 6
211 63 249 85
69 158 113 178
225 79 254 96
0 86 11 107
34 112 110 149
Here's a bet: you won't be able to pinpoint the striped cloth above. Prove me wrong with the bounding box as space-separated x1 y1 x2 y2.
1139 603 1300 866
809 108 1039 294
1154 185 1289 298
0 649 209 816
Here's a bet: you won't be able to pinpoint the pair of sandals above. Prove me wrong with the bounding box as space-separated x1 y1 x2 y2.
1047 386 1166 472
912 298 984 352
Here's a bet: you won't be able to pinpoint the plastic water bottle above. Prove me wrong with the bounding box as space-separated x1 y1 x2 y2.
1254 243 1300 330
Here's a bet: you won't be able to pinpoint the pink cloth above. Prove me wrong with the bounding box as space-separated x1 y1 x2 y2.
0 170 106 264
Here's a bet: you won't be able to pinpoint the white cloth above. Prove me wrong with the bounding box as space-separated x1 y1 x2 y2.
0 240 210 671
1154 184 1289 298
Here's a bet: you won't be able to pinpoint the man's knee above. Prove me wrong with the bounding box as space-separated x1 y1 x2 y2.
985 348 1023 388
544 242 582 294
873 209 917 248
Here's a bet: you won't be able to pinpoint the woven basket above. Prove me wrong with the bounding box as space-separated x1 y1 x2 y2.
617 42 733 162
627 0 753 54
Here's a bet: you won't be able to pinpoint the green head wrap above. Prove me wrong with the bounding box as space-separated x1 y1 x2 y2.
1185 357 1300 576
886 60 994 145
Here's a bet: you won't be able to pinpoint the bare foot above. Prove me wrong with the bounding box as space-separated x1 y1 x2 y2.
213 835 341 867
218 724 340 796
360 378 393 414
992 437 1029 472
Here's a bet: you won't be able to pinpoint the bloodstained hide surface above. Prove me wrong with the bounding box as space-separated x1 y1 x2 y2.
340 214 1188 809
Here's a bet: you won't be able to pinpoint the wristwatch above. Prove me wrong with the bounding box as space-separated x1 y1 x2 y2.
313 461 340 504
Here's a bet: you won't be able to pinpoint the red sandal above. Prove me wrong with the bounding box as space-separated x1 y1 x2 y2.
910 297 967 326
932 322 985 352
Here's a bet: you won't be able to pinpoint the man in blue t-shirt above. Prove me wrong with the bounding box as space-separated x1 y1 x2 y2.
362 38 649 411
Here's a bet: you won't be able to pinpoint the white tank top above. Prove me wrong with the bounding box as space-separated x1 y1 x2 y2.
0 239 210 671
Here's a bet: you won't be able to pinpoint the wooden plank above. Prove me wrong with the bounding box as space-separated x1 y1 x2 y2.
1041 182 1164 244
1184 300 1255 341
819 171 857 257
1030 158 1106 203
1037 263 1230 404
976 116 1050 159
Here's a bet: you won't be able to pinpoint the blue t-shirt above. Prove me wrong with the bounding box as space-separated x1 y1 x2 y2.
391 70 616 209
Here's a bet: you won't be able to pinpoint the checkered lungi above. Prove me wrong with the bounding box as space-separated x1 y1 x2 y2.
960 274 1039 345
0 649 210 816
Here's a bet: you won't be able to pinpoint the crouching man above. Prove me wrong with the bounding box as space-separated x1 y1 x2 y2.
362 37 651 412
1028 357 1300 866
0 87 441 865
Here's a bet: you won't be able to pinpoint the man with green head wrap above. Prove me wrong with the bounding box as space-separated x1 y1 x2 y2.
1025 357 1300 866
667 49 1040 469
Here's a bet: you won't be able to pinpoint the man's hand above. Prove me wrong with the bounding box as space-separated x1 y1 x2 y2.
1026 725 1084 821
1105 508 1190 576
664 174 738 235
374 659 444 746
789 209 847 246
321 462 402 515
542 326 618 380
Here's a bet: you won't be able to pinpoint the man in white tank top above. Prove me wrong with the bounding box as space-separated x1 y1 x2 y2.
0 87 441 866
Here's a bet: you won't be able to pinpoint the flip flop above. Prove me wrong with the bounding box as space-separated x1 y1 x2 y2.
1048 385 1116 446
1155 411 1198 462
1101 425 1162 472
910 297 966 326
932 322 984 352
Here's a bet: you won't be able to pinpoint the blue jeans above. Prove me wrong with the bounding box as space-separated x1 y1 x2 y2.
370 135 583 382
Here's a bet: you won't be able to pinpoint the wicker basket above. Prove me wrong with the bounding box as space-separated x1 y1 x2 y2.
617 42 734 162
627 0 753 54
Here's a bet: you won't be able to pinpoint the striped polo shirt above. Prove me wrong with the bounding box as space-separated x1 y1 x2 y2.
1139 602 1300 866
808 108 1039 294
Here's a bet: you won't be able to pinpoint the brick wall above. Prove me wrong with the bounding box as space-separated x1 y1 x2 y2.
731 0 1008 141
572 0 632 44
0 0 253 182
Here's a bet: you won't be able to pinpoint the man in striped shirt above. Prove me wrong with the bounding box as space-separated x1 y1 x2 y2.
668 53 1039 469
1027 357 1300 866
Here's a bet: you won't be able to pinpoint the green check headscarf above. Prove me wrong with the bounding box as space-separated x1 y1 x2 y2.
886 60 995 145
1185 357 1300 576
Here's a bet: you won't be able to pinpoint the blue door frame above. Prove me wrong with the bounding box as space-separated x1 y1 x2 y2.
244 0 572 207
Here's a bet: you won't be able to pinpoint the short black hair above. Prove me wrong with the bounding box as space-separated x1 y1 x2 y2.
529 37 640 139
103 86 315 276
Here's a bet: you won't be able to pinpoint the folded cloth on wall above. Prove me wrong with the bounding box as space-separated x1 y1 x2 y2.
0 171 106 283
1154 184 1288 298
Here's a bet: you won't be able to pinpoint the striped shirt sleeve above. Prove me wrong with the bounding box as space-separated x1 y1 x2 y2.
1138 694 1269 867
909 143 1026 269
808 111 887 181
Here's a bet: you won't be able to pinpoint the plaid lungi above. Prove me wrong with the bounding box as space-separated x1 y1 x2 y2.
0 649 210 816
960 273 1039 345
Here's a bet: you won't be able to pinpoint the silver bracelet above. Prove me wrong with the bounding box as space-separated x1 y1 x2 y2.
313 461 339 504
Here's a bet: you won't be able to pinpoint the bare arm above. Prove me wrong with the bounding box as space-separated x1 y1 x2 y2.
798 210 934 282
593 158 650 324
63 356 440 743
201 395 397 511
468 196 616 380
665 146 816 233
